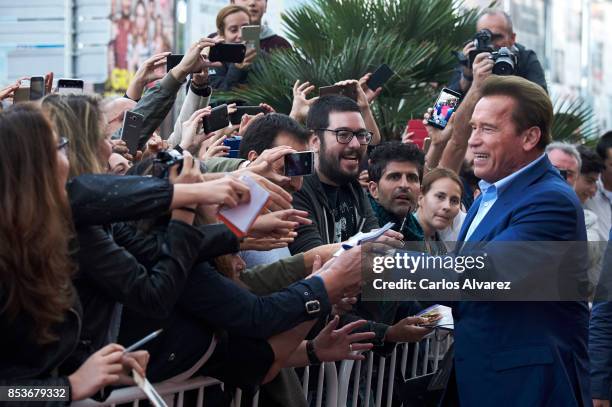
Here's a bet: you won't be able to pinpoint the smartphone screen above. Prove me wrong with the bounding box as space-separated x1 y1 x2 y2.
203 104 229 133
319 84 358 101
166 54 183 72
229 106 265 125
367 64 395 91
13 80 30 103
427 88 462 129
58 79 84 95
285 151 314 177
120 111 144 155
30 76 45 100
209 43 246 63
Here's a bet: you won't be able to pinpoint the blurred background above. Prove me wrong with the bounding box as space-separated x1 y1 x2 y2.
0 0 608 139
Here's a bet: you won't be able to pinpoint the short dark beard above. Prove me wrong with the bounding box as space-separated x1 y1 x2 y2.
318 138 364 186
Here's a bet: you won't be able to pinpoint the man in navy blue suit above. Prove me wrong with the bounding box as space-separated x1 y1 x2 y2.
443 75 590 406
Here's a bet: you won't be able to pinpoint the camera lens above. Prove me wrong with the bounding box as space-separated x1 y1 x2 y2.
493 58 515 75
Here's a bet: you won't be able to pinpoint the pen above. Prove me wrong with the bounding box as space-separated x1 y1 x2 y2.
124 329 163 353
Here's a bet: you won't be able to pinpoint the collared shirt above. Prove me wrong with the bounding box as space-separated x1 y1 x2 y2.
584 178 612 241
465 154 547 240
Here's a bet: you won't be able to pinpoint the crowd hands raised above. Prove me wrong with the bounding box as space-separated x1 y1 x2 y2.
3 4 612 407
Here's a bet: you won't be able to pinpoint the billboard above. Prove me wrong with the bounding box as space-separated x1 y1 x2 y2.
106 0 174 94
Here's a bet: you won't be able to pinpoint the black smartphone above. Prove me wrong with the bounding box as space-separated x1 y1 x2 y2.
367 64 395 91
319 84 358 101
57 78 84 95
427 88 462 130
120 111 144 155
285 151 314 177
203 104 229 134
166 54 183 72
229 106 266 125
30 76 45 100
209 43 247 64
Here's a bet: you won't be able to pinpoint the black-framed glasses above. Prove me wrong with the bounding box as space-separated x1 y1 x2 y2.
316 128 373 145
57 137 69 153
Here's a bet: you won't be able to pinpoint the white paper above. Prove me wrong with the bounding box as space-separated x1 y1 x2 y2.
416 304 454 331
333 222 395 256
219 175 270 235
133 370 168 407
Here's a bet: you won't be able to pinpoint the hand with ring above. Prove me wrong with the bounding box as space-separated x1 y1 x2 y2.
310 316 375 362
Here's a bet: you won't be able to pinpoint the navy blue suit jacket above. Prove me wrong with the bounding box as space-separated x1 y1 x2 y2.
453 155 590 406
590 229 612 400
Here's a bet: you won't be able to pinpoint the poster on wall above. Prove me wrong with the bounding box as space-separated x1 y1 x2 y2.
106 0 174 95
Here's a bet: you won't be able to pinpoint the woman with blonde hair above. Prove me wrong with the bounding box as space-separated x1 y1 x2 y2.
42 94 113 177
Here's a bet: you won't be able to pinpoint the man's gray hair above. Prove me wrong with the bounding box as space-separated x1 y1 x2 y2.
480 8 514 34
545 142 582 170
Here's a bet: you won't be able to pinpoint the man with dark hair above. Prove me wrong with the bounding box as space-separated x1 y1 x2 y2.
290 95 378 252
239 113 311 194
367 141 424 229
449 9 547 94
585 131 612 242
289 96 431 352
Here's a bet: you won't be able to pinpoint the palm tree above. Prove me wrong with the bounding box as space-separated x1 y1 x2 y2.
223 0 482 140
552 97 599 146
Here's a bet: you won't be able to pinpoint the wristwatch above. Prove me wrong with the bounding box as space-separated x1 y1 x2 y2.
305 299 321 315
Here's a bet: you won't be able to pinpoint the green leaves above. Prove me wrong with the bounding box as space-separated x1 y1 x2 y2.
552 97 599 144
224 0 482 140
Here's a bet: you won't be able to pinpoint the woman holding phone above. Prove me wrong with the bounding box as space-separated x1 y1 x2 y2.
0 103 147 401
208 4 257 91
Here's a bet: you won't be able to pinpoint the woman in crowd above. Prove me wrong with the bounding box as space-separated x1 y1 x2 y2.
404 167 464 254
0 104 147 401
209 4 257 91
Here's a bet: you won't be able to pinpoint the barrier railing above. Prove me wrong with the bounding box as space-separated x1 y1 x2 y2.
72 333 451 407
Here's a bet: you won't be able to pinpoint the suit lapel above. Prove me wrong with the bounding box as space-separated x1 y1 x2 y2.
460 155 555 243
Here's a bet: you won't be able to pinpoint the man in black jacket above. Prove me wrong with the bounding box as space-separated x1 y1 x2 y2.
448 9 547 94
289 95 379 254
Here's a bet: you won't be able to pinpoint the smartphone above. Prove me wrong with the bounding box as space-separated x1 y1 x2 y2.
30 76 45 100
228 150 240 158
209 43 247 64
223 136 242 151
319 83 358 101
242 25 260 52
367 64 395 91
427 88 462 130
203 104 229 134
406 119 428 149
285 151 314 177
166 54 183 72
57 78 84 95
120 111 144 155
229 106 265 125
13 79 30 103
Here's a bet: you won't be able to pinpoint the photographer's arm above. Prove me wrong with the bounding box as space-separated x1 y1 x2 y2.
439 53 493 174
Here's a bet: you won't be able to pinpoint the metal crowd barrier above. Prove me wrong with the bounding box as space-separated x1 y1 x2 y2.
72 333 451 407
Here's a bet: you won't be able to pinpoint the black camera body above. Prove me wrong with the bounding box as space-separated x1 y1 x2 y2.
490 47 518 75
468 29 495 66
153 150 184 178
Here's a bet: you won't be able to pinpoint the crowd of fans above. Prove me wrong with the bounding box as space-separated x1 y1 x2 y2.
1 2 611 407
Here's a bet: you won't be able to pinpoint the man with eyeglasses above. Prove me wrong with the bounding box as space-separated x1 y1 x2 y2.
289 95 379 254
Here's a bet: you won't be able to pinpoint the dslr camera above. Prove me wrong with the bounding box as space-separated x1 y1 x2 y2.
152 149 207 178
490 47 517 75
467 29 495 67
153 150 184 178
